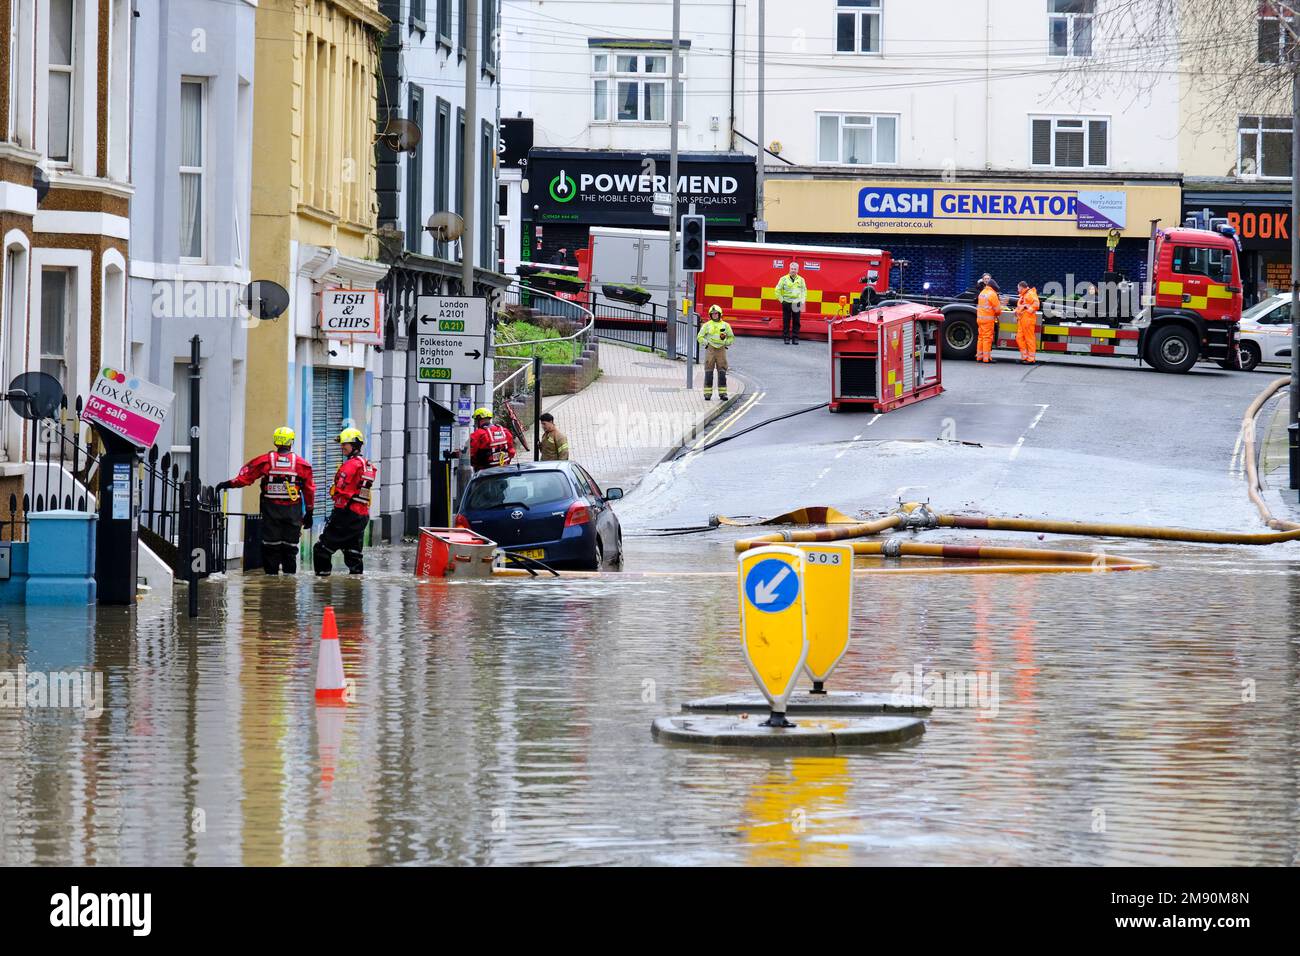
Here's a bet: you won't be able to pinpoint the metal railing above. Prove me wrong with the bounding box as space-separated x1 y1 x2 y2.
586 291 698 361
497 278 596 354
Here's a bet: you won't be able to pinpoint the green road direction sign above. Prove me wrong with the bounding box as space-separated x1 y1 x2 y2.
416 296 488 385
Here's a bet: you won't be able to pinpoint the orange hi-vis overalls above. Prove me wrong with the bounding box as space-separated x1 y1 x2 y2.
976 285 1002 362
1015 287 1041 363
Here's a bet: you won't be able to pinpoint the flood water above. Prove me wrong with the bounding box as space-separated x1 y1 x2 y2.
1 532 1298 866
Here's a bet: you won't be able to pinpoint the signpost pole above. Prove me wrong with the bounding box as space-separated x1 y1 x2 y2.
461 0 479 503
667 0 681 360
533 354 542 461
187 334 201 619
1291 69 1300 490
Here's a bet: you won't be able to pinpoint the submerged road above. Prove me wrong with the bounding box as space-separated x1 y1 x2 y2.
620 338 1273 533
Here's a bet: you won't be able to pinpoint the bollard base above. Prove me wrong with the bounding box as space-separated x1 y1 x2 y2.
653 714 925 749
683 690 931 715
760 710 795 728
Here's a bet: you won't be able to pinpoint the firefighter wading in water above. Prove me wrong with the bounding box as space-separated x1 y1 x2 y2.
313 427 377 575
217 427 315 575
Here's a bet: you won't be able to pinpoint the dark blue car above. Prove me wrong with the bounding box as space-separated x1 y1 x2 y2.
456 461 624 570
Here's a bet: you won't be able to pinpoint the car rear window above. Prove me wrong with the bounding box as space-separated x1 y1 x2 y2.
467 471 573 509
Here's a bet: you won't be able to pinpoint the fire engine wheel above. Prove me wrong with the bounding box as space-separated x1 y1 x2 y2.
940 315 977 360
1146 325 1198 374
1235 342 1261 373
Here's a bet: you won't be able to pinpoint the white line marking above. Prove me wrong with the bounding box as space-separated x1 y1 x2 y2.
1009 404 1050 460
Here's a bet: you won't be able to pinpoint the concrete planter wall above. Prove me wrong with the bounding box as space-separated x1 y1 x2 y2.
540 342 600 396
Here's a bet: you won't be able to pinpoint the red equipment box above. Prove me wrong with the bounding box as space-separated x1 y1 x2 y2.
829 302 945 413
415 527 498 578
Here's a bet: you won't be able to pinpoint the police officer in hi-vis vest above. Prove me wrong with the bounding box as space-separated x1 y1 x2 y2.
313 427 377 576
217 426 316 575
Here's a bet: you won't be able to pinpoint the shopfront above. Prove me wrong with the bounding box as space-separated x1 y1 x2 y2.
1183 190 1290 307
763 177 1182 297
521 149 757 267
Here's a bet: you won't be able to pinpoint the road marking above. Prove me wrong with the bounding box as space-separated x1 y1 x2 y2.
1228 425 1245 480
1009 404 1050 461
679 390 764 469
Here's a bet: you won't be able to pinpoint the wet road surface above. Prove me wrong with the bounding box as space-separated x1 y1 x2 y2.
1 344 1296 866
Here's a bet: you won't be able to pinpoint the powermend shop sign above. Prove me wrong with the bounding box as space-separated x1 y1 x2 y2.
527 149 756 226
765 179 1180 239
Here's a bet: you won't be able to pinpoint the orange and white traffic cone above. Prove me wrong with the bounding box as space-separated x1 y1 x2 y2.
315 606 348 704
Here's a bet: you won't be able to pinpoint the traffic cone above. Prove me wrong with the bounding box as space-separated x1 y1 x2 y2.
315 606 347 703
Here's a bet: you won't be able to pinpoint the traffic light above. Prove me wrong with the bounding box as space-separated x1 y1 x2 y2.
680 214 706 273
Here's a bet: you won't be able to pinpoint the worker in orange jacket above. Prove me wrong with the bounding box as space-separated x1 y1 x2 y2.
975 273 1002 363
1015 281 1041 364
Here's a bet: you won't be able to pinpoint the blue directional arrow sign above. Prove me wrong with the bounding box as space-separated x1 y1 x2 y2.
744 557 801 614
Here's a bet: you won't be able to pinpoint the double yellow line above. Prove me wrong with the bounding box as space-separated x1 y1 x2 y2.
684 390 765 459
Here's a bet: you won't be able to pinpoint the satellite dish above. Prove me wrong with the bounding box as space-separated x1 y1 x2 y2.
426 211 465 242
5 371 65 421
378 118 422 154
244 279 290 321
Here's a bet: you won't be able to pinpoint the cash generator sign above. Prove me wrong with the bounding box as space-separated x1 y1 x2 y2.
855 186 1126 230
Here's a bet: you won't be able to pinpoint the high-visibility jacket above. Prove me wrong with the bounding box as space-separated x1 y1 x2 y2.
775 274 807 304
469 424 515 471
228 450 315 509
697 319 734 350
1015 287 1041 320
977 285 1002 320
329 454 377 515
539 429 570 461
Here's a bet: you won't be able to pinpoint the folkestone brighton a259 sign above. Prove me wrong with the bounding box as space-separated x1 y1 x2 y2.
527 150 756 226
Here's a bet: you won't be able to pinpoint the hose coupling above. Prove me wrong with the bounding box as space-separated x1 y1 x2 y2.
781 530 793 541
882 537 904 558
900 504 938 531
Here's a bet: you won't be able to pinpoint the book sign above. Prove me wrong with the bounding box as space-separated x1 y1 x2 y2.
321 288 381 343
81 367 174 449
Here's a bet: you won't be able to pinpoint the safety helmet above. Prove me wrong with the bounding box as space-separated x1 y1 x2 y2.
337 427 365 445
709 304 723 317
272 426 295 446
473 407 493 421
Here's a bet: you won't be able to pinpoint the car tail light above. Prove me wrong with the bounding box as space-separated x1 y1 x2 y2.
564 500 592 527
454 513 470 529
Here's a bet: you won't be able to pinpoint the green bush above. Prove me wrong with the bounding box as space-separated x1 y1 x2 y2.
495 321 583 365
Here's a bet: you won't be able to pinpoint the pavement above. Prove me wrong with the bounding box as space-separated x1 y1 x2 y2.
541 341 746 493
1257 384 1300 524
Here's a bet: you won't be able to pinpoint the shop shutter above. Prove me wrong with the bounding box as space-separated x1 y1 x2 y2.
311 369 347 513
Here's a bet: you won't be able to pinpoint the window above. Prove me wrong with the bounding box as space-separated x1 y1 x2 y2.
39 270 71 395
836 1 882 54
592 52 675 124
437 0 452 46
1049 0 1094 57
817 113 897 165
411 0 426 28
179 79 206 261
172 361 192 448
480 121 493 268
47 0 75 162
8 0 19 140
483 0 497 73
455 107 465 218
1258 8 1300 63
435 98 450 257
459 0 467 55
1239 115 1292 178
1031 116 1108 168
1171 245 1232 284
406 86 424 253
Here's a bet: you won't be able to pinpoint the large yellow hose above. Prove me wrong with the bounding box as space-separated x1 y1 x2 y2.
849 539 1152 570
934 513 1300 544
1241 377 1299 532
733 514 903 552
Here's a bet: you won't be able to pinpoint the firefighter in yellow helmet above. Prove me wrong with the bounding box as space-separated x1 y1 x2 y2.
697 304 735 401
312 426 377 575
468 407 516 471
216 426 315 574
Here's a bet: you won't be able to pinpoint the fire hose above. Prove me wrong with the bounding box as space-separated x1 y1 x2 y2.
1241 376 1299 532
